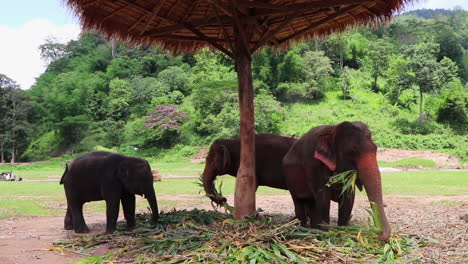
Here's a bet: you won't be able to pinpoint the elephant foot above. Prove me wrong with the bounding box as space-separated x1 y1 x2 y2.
74 225 90 233
338 220 351 226
64 223 74 230
126 221 136 229
105 226 117 234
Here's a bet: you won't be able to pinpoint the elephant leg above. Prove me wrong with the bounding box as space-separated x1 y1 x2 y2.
64 205 73 230
337 191 355 226
121 192 136 229
105 196 121 233
71 202 89 233
319 189 332 225
292 197 308 227
308 199 322 229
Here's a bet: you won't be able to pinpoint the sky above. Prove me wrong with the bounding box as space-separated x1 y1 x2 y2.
0 0 467 90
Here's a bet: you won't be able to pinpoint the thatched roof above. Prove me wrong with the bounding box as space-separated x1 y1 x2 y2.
66 0 415 57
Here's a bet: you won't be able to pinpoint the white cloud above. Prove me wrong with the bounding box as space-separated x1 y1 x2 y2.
0 19 80 90
403 0 468 11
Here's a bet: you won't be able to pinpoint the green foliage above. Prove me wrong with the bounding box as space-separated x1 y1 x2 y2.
107 78 131 120
53 209 421 264
143 105 188 148
58 115 91 147
364 38 394 92
190 80 238 137
437 80 468 127
191 50 235 83
21 131 62 161
19 10 468 162
385 55 414 107
157 65 191 94
254 90 285 134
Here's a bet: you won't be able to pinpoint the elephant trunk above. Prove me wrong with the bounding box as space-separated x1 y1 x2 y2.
202 167 226 205
145 186 159 225
357 153 391 241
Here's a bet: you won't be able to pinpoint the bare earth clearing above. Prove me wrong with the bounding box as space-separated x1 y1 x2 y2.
0 149 466 263
0 194 467 264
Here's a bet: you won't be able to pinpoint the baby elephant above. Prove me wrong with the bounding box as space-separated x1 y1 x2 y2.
60 151 159 233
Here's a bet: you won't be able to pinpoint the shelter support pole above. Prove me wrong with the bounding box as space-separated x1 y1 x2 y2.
234 46 256 219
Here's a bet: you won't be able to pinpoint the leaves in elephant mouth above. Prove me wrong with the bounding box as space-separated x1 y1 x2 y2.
196 174 235 214
54 209 423 264
326 170 358 196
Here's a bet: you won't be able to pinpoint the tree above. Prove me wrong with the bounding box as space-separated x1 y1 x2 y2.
405 42 458 123
365 39 393 92
144 105 187 147
0 74 34 163
107 78 131 120
277 48 304 83
39 37 70 65
386 55 414 106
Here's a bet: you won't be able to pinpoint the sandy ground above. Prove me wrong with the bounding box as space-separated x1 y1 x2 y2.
0 148 465 263
0 194 466 264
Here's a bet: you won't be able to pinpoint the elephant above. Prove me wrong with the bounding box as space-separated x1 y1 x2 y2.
202 134 296 205
60 151 159 233
282 121 391 241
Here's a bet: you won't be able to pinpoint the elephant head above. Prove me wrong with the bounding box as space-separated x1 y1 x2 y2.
202 139 238 205
313 122 391 241
117 158 159 224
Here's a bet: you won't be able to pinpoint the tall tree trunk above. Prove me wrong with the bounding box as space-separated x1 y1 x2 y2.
10 95 16 164
373 74 378 92
0 142 4 163
419 88 424 123
111 38 117 59
339 39 344 72
10 146 15 164
234 46 256 219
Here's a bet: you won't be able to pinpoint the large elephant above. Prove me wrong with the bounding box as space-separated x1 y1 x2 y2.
60 151 159 233
202 134 296 205
282 121 391 241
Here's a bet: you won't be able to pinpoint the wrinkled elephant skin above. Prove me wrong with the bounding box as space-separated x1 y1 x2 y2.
202 134 295 205
283 121 391 241
60 151 159 233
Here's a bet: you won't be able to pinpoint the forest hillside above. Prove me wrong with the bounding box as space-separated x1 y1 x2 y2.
0 8 466 163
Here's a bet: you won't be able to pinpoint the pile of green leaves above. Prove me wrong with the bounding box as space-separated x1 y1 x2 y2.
54 209 421 264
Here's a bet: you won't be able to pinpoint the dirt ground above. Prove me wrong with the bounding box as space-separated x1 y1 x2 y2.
0 149 466 263
376 148 462 168
0 194 466 264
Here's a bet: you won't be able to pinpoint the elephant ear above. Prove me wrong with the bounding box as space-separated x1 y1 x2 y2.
220 145 231 170
313 133 336 171
116 160 129 180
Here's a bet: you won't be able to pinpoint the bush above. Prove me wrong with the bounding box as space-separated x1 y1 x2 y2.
21 131 62 161
437 81 468 126
143 105 188 148
393 117 443 135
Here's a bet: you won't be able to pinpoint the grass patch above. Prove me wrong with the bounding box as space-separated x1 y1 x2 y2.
55 209 421 264
0 160 204 180
0 198 63 218
1 170 466 218
149 161 205 177
381 170 468 195
379 158 437 168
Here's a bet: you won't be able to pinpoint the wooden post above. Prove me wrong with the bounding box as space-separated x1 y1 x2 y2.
234 45 256 219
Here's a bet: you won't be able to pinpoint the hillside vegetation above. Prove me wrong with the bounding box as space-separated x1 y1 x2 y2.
0 9 466 163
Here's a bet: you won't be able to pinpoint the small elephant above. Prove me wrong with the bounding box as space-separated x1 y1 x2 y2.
60 151 159 233
283 121 391 241
202 134 296 205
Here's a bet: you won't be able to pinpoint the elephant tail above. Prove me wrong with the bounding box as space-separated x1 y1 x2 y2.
60 164 68 185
